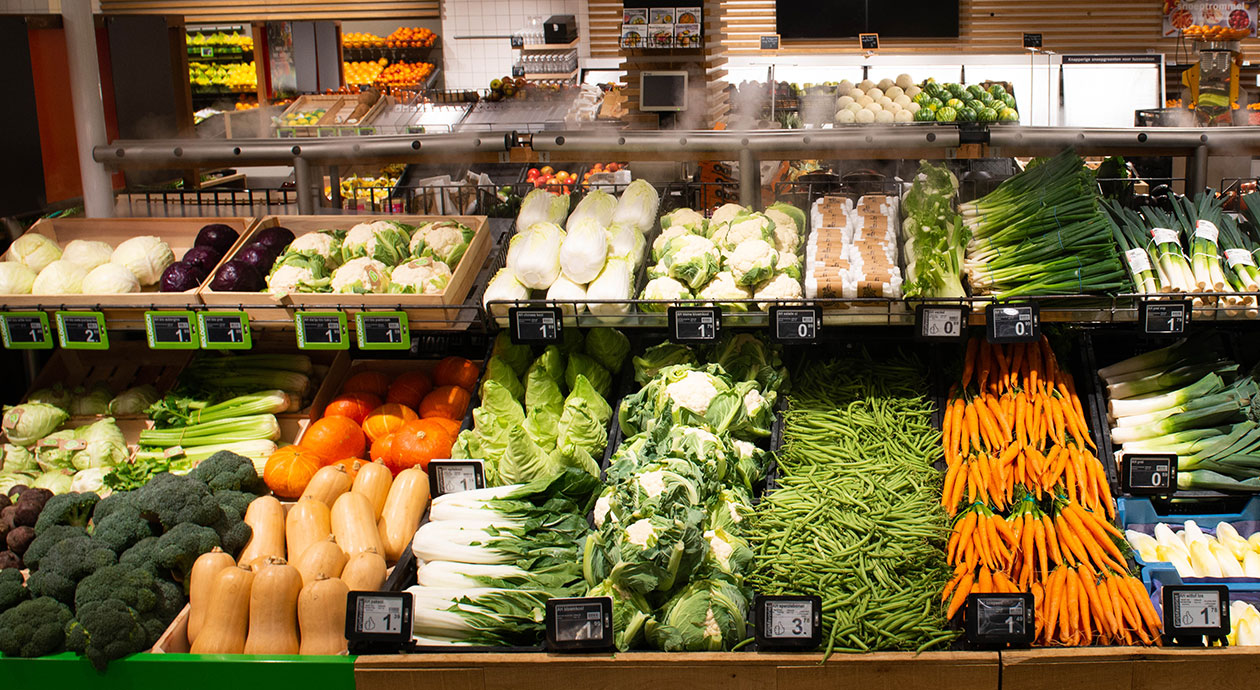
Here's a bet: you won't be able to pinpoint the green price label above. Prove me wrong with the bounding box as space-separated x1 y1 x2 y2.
145 311 200 350
0 312 53 349
198 311 252 349
56 311 109 350
355 311 410 350
295 311 349 350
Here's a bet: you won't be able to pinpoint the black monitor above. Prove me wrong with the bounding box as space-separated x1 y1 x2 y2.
640 71 688 112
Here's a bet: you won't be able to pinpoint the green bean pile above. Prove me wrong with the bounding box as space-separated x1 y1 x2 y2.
747 351 959 655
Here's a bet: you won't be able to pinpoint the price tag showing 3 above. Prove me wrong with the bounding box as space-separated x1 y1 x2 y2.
754 595 822 650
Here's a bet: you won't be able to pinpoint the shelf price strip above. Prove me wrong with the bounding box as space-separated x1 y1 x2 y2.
198 311 251 350
427 460 487 499
295 311 349 350
754 595 822 650
56 311 108 350
769 306 821 343
0 312 52 349
1139 300 1191 336
964 593 1035 647
915 304 969 342
145 311 200 350
985 302 1039 343
1162 585 1230 646
668 306 720 342
355 311 410 351
509 306 562 344
1120 452 1177 497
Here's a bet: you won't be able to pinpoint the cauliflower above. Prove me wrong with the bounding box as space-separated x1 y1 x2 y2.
625 518 657 547
662 208 707 235
342 220 410 265
665 370 722 415
330 257 390 293
765 208 800 253
708 203 746 231
712 212 775 252
662 234 721 289
639 276 692 313
743 388 768 417
389 257 451 294
754 272 803 304
417 220 474 267
776 252 802 280
652 225 694 262
267 253 330 294
647 260 669 280
287 231 342 268
697 271 751 312
726 239 777 288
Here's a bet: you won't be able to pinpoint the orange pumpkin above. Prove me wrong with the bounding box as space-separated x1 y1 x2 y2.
263 446 324 499
418 386 471 421
386 370 433 409
361 403 419 443
428 417 461 437
323 392 381 425
302 416 367 462
329 457 363 479
388 419 455 473
370 433 399 464
433 357 480 391
342 370 390 397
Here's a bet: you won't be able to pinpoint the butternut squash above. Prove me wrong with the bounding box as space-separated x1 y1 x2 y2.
237 496 287 568
190 565 254 654
377 467 430 562
351 461 393 519
331 492 385 558
243 557 302 654
294 536 347 588
298 575 349 655
187 547 235 647
285 498 332 563
300 464 352 508
341 549 388 591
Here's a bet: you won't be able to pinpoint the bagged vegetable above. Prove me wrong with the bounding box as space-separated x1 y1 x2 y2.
3 403 69 446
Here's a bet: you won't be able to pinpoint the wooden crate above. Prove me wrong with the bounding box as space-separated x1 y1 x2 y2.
4 216 255 311
24 342 193 419
198 215 491 330
1001 646 1260 690
276 94 388 137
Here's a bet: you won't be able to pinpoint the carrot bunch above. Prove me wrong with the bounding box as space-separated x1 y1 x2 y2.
939 336 1163 646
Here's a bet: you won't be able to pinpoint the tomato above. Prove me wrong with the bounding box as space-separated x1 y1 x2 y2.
527 168 540 180
607 163 621 172
540 165 554 176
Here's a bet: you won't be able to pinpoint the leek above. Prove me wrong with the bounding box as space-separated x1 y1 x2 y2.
1108 373 1225 418
137 414 281 448
1179 469 1260 493
1108 361 1237 400
1098 337 1194 382
1110 400 1243 444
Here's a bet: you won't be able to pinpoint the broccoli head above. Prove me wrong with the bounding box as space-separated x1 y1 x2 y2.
24 525 88 570
212 489 255 520
118 536 161 575
154 523 220 586
0 551 20 570
70 563 187 668
65 599 151 670
34 492 101 533
91 503 157 555
190 451 267 495
210 510 252 558
6 525 34 556
132 473 223 529
91 490 135 524
0 596 72 657
25 536 117 605
0 568 28 613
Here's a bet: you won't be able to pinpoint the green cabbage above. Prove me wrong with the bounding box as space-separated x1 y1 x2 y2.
71 417 128 470
481 356 524 402
528 346 566 392
33 470 75 494
491 331 533 376
3 403 69 446
27 385 73 410
564 353 611 399
6 233 61 272
584 327 630 374
632 343 697 385
2 444 37 475
0 262 36 294
556 396 608 459
647 578 749 651
524 366 564 423
707 332 789 394
585 579 654 651
70 383 112 416
108 385 159 416
566 375 611 427
111 236 174 286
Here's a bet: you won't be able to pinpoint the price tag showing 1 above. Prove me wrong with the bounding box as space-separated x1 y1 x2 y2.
546 597 615 651
1163 585 1230 643
355 312 410 350
754 595 822 650
769 306 821 343
1121 452 1177 496
509 307 562 344
915 305 969 342
145 311 199 350
668 306 720 342
1139 300 1191 336
345 591 413 651
985 303 1039 343
198 311 252 350
295 312 349 350
964 593 1035 647
427 460 486 498
56 311 108 350
0 312 52 349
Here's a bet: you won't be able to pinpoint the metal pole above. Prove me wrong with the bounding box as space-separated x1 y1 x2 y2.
1190 144 1209 195
294 158 316 214
329 165 342 209
62 0 114 217
738 147 760 208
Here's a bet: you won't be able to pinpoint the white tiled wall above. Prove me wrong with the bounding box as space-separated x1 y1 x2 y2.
441 0 588 90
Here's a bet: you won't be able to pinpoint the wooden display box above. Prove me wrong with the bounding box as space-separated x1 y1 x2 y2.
5 217 254 312
23 342 194 419
1001 646 1260 690
276 94 389 137
198 215 490 330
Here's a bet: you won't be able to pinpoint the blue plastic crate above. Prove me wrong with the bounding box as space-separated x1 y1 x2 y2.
1146 567 1260 618
1119 497 1260 582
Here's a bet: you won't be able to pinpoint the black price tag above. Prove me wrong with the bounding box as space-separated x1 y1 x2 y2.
668 306 720 342
1023 33 1043 49
295 311 349 350
0 312 52 349
198 311 251 349
510 35 525 48
964 593 1035 647
512 64 525 78
56 311 108 350
1139 300 1191 336
145 311 199 350
860 33 880 50
509 307 562 344
915 305 969 342
428 460 486 498
345 591 413 651
769 306 820 343
760 34 780 50
985 303 1039 343
355 311 410 351
1163 585 1230 642
546 597 615 651
1121 452 1177 496
754 595 822 650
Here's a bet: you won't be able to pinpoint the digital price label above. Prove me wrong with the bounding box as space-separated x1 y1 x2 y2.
355 312 410 351
1140 300 1191 336
1121 452 1177 496
545 597 614 651
345 591 413 651
1162 585 1230 643
0 312 52 349
985 302 1039 343
145 311 199 350
769 306 820 343
198 311 251 350
428 460 486 498
295 312 349 350
55 312 108 350
754 595 822 650
511 65 525 78
668 306 720 342
509 307 562 344
510 34 524 48
915 305 969 342
964 593 1035 647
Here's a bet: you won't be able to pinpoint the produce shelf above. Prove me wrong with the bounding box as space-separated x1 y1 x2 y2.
1 652 355 690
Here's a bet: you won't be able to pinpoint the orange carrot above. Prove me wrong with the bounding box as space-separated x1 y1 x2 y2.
1065 566 1081 634
977 565 994 594
1034 516 1049 582
1009 342 1026 389
965 402 980 455
984 395 1012 443
977 339 993 392
1042 514 1063 565
947 570 974 619
961 337 979 390
1014 392 1028 448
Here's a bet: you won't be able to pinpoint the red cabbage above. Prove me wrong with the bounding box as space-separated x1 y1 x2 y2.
194 223 240 254
252 226 295 254
159 261 205 292
180 245 223 275
235 244 278 274
210 260 264 292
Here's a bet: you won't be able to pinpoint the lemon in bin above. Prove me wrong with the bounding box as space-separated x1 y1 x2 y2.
935 106 958 122
945 98 965 110
977 107 998 123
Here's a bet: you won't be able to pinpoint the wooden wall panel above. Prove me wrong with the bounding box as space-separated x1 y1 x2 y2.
100 0 439 23
589 0 622 57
